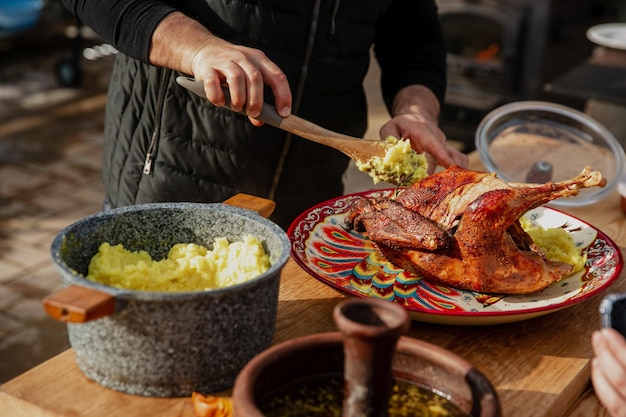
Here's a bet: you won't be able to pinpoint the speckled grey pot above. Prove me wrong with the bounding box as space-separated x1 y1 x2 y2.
49 202 290 397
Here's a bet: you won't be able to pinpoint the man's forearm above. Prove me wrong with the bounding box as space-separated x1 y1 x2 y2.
148 11 216 75
391 85 441 123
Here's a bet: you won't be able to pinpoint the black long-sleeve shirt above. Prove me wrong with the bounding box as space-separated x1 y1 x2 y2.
61 0 175 62
60 0 447 107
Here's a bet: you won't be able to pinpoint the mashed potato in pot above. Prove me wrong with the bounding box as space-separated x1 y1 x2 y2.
86 235 270 292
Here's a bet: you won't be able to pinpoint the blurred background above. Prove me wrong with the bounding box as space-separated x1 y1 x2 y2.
1 0 625 383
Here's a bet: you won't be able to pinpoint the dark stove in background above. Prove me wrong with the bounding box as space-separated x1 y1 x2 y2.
436 0 618 151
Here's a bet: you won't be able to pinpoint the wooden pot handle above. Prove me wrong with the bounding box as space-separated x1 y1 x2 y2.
43 193 272 324
43 285 115 323
223 193 276 218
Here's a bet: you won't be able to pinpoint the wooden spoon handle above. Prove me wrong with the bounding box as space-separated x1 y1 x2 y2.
176 76 283 127
43 285 115 323
175 76 358 145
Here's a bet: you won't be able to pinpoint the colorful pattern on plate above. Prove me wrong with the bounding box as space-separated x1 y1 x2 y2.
288 190 623 323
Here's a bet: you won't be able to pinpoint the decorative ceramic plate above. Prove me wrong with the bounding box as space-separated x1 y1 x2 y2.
587 23 626 50
288 190 623 325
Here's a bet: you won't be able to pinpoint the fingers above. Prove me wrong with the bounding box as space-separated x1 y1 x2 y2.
594 329 626 377
257 56 291 117
380 115 469 171
446 142 469 168
592 329 626 417
248 117 265 127
592 358 626 417
201 75 226 107
191 42 291 119
198 57 261 115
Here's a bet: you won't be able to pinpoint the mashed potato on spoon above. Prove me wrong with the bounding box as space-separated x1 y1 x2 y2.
356 136 429 186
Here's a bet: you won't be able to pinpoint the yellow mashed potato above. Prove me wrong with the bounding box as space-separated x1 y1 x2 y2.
356 136 428 186
86 235 270 292
520 217 586 272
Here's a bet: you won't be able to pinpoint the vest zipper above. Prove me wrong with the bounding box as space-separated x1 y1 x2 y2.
268 0 322 200
143 69 170 175
330 0 341 39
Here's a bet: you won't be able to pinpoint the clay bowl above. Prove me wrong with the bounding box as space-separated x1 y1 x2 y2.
44 201 290 397
232 300 501 417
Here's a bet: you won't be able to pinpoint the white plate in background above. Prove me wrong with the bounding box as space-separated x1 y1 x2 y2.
587 23 626 50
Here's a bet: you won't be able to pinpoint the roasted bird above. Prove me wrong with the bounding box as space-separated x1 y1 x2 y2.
346 165 606 294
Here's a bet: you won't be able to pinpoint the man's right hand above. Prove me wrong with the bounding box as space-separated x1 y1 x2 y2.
149 12 292 124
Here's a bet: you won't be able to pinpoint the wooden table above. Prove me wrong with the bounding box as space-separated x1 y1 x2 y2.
2 154 625 417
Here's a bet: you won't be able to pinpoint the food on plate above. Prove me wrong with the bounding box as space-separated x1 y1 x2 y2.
519 217 586 272
345 165 606 294
86 235 270 292
355 136 428 186
192 392 233 417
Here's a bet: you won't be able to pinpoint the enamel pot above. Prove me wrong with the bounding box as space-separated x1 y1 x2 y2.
43 195 290 397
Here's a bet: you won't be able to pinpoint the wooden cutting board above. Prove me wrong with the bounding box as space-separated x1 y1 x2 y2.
2 153 624 416
2 255 625 417
0 260 342 417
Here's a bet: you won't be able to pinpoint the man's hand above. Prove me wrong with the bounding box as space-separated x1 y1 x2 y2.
380 85 468 173
592 328 626 417
149 12 292 124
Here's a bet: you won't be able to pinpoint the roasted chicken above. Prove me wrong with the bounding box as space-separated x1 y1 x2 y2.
346 165 606 294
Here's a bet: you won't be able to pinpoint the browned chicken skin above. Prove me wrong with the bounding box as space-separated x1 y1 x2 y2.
346 165 607 294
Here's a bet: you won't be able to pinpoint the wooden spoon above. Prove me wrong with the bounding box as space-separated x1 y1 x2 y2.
176 76 387 163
